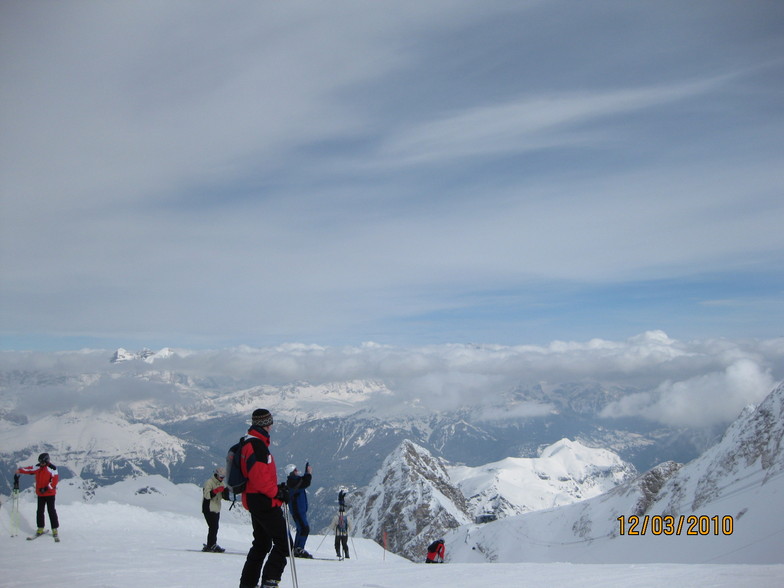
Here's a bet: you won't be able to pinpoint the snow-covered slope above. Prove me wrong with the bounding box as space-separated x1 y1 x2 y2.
448 438 636 519
447 382 784 564
0 474 782 587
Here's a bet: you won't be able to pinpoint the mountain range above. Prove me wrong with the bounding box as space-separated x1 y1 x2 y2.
349 437 636 560
1 347 781 562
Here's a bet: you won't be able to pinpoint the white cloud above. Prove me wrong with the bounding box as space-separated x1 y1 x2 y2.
3 332 782 428
599 358 776 427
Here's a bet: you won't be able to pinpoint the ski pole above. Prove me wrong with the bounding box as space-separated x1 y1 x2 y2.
10 474 20 537
283 503 299 588
315 531 327 552
350 534 357 560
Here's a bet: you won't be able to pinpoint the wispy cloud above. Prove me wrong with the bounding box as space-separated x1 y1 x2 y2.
376 80 721 166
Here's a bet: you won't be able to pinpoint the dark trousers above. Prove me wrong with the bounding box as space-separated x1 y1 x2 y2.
203 510 220 547
36 495 58 530
240 494 289 588
292 509 309 550
335 534 349 558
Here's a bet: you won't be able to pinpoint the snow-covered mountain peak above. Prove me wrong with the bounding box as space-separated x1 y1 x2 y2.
216 379 393 422
110 348 137 363
352 439 471 561
110 347 180 363
448 438 636 519
538 437 626 468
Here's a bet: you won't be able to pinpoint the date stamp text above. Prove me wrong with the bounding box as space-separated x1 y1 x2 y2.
617 515 734 536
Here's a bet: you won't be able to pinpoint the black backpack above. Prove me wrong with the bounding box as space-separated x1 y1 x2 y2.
225 437 248 501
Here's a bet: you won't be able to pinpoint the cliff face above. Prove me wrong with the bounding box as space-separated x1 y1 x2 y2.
351 439 471 561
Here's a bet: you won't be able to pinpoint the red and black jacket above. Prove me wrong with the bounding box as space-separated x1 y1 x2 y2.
240 426 282 510
17 463 59 497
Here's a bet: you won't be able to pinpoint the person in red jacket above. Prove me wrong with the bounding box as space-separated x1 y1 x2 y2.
425 538 445 563
17 452 60 540
239 409 290 588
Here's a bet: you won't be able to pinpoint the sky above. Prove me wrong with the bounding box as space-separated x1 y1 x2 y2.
1 0 783 352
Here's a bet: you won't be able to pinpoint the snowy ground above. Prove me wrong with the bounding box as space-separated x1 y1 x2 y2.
1 477 782 588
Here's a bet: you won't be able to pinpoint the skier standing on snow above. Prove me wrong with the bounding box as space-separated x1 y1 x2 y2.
16 452 60 541
425 538 445 563
239 409 291 588
332 489 350 560
286 462 313 558
201 466 227 552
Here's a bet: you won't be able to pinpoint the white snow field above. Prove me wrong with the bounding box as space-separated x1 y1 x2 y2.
1 476 782 588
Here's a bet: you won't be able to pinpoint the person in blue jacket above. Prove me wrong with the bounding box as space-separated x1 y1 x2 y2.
286 463 313 558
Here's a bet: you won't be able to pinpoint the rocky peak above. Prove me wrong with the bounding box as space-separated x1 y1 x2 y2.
352 439 470 561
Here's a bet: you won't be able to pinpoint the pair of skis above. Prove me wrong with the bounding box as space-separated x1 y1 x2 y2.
26 529 59 542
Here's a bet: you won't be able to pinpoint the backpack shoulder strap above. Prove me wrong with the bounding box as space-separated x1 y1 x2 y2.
244 435 270 472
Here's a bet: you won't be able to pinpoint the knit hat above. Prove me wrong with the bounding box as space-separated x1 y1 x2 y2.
252 408 274 427
214 467 226 478
286 464 298 475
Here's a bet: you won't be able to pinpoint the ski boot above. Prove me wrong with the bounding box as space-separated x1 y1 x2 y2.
293 546 313 558
53 528 60 543
261 580 280 587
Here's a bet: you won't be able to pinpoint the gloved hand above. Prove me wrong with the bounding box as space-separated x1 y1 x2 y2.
38 487 47 494
212 485 225 495
275 483 289 503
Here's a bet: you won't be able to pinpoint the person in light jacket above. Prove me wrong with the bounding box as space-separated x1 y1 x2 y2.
201 466 226 552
